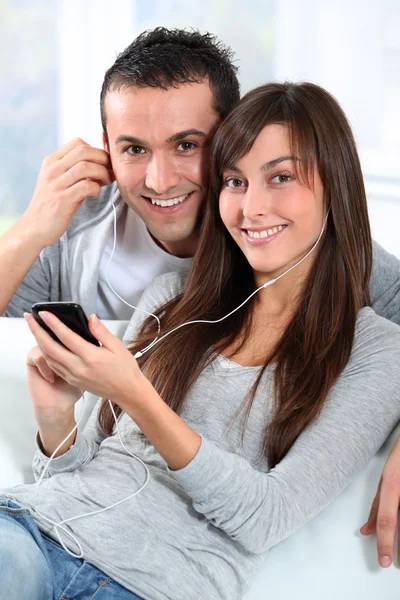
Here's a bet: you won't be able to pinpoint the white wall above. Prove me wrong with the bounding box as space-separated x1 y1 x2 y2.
274 0 400 258
369 198 400 258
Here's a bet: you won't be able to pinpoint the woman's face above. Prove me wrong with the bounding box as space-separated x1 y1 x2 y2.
219 124 325 282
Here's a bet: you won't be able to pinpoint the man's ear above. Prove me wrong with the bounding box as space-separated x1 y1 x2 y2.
102 131 109 153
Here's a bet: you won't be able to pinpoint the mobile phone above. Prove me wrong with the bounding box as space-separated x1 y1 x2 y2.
31 302 100 346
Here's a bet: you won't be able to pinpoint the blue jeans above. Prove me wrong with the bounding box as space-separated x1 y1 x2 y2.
0 498 145 600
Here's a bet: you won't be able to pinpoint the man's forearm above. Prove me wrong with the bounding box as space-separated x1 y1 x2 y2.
0 216 45 315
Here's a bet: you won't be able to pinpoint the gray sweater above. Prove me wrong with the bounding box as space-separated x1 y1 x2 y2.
5 182 400 325
3 272 400 600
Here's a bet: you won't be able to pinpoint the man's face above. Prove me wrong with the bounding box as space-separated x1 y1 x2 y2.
103 82 221 257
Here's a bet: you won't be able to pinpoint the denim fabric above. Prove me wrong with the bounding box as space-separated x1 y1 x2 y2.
0 498 144 600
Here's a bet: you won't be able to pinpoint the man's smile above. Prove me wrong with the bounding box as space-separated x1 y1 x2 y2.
141 191 194 212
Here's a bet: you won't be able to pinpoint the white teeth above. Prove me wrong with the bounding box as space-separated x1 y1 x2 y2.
247 225 285 239
150 193 189 207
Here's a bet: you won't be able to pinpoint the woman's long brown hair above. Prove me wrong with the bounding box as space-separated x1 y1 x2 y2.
99 82 372 469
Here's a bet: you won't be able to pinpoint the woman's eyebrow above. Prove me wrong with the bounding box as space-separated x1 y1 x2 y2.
261 156 299 171
224 165 243 174
224 156 300 175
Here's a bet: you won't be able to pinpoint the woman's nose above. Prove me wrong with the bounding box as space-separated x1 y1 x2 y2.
242 185 271 219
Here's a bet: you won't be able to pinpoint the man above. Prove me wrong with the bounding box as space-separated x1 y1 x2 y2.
0 28 239 319
0 27 399 570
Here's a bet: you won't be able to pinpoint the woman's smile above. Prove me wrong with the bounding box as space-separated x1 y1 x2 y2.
242 224 288 245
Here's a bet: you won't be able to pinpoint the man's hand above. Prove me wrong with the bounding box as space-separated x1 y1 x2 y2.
20 138 115 248
0 138 115 316
360 435 400 567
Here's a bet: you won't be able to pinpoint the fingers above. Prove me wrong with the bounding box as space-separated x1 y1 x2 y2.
45 137 89 163
49 143 113 190
361 472 400 568
375 475 400 567
24 312 78 362
87 314 122 353
26 347 66 384
63 179 104 204
62 142 112 168
48 138 109 167
25 317 83 386
360 478 381 535
44 139 113 190
398 525 400 567
26 346 56 383
59 160 114 192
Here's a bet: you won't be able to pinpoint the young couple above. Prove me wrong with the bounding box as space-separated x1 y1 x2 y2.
1 28 400 600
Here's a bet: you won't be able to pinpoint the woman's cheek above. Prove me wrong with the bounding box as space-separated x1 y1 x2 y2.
219 193 238 230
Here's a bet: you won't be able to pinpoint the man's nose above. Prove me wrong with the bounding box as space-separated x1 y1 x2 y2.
144 153 180 195
242 185 270 219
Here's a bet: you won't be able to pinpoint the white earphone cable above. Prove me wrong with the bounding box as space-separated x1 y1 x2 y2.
33 394 150 558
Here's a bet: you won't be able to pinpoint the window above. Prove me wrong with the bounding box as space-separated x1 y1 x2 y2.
4 1 399 254
0 0 58 233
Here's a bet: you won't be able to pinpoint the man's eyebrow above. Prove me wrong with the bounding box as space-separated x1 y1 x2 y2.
166 129 207 143
115 135 146 145
261 156 299 171
115 130 207 146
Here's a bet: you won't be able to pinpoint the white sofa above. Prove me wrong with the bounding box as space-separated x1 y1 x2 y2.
1 317 399 599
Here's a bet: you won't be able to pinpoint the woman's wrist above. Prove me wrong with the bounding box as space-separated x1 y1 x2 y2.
113 370 151 415
34 404 76 427
36 408 77 457
114 374 202 471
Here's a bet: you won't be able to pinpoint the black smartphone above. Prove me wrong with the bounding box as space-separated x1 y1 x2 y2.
31 302 100 346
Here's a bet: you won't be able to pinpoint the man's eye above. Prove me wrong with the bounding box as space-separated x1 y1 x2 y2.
225 177 244 188
271 174 292 184
177 141 196 151
127 146 145 155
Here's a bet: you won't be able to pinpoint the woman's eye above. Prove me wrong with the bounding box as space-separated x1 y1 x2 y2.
271 173 292 184
127 146 145 155
225 178 244 189
177 141 196 152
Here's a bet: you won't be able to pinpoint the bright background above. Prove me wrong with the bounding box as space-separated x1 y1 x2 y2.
1 0 400 255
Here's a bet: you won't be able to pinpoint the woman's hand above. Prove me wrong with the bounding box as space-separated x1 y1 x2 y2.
26 345 82 413
26 345 83 457
24 311 202 469
24 311 145 410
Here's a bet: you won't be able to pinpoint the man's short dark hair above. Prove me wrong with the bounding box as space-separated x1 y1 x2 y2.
100 27 240 135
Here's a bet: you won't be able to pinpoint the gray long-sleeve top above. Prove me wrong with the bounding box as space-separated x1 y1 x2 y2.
3 271 400 600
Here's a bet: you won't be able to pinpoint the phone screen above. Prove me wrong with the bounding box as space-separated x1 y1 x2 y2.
31 302 100 346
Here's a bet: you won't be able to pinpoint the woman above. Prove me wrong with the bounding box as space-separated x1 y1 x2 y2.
1 82 400 600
